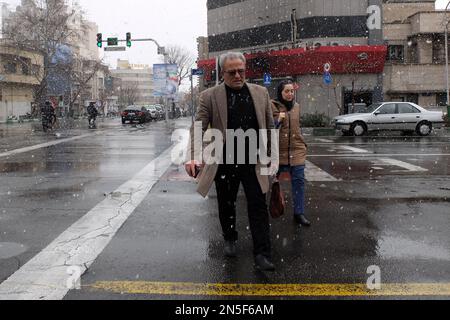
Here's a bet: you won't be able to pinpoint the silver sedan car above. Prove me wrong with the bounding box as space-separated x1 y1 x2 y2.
334 102 445 136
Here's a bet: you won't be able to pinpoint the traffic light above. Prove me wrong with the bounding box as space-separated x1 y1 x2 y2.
126 32 131 47
96 33 102 48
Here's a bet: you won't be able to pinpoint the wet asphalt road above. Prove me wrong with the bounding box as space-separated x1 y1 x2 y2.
0 118 449 300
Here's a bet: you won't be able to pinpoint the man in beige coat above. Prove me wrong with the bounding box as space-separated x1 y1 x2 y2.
185 52 277 271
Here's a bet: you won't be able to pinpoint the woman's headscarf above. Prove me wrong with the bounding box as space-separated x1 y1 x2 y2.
276 80 295 111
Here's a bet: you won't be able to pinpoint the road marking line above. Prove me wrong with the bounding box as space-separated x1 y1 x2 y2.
88 281 450 297
0 146 174 300
305 161 339 182
315 139 334 143
0 134 96 159
373 158 429 173
338 146 372 153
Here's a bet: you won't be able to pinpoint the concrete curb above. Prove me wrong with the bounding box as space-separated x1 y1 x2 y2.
312 128 338 136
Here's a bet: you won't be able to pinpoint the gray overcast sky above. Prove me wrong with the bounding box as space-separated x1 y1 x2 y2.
78 0 208 68
4 0 208 68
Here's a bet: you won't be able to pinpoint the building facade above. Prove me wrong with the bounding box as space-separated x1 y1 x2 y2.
201 0 387 118
199 0 443 118
383 1 447 107
111 60 156 106
1 0 108 116
0 40 44 122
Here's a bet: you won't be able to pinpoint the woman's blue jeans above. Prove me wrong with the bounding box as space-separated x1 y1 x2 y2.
277 165 306 216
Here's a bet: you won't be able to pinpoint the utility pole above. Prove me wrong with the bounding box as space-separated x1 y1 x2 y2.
162 51 171 124
444 2 450 111
291 9 298 44
190 74 194 124
215 56 220 86
190 68 204 124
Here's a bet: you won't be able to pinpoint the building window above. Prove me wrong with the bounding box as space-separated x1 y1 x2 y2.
408 42 418 64
22 64 30 75
437 93 447 106
31 64 41 76
433 36 447 64
4 62 17 74
407 94 419 104
387 45 404 62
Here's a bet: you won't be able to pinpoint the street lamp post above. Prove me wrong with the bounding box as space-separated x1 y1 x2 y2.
444 2 450 111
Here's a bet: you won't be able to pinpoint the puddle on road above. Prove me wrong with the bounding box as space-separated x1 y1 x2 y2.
0 161 99 173
0 162 46 173
377 235 450 261
20 185 85 199
0 242 28 259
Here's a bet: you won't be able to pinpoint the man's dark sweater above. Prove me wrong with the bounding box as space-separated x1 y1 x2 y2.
224 84 259 166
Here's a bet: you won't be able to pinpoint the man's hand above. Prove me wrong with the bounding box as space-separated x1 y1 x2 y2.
185 160 204 178
268 162 279 177
279 112 286 122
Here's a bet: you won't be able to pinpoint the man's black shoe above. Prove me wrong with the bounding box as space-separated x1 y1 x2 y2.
254 255 275 271
224 241 237 258
294 215 312 227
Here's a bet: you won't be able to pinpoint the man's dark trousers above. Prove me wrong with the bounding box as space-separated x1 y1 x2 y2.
215 164 271 259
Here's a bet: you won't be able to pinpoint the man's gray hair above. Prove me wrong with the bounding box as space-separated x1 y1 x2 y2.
219 52 246 69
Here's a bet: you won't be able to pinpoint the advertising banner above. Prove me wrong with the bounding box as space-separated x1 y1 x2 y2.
153 64 179 97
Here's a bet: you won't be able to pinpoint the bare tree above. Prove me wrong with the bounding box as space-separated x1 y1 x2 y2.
118 82 139 106
2 0 91 114
62 57 105 114
330 62 371 115
164 45 196 86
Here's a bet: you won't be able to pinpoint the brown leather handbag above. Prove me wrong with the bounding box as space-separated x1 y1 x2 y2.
270 180 285 219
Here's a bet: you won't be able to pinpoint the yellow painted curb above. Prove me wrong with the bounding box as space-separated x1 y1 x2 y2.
88 282 450 297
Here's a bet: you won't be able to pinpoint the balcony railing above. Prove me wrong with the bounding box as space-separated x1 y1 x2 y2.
0 73 40 86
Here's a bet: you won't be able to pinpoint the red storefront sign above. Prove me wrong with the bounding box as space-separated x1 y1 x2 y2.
198 45 387 82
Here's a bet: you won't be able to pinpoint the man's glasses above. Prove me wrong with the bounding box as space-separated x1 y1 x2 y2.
223 69 246 76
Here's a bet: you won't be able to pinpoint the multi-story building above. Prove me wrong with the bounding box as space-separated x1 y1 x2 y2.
199 0 445 117
197 36 209 61
111 60 156 106
1 1 107 116
200 0 387 117
0 40 44 122
66 4 108 114
383 0 447 107
0 2 8 38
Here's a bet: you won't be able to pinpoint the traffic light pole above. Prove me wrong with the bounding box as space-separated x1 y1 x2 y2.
127 39 170 123
190 75 194 125
100 35 171 122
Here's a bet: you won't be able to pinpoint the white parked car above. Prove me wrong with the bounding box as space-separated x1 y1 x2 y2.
334 102 445 136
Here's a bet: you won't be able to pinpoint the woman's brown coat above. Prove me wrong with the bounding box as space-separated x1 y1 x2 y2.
271 100 307 166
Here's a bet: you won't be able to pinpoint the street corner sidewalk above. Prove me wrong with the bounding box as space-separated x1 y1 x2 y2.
160 164 195 183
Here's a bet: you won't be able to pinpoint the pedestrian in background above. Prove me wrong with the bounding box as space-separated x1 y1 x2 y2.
41 100 56 132
271 80 311 226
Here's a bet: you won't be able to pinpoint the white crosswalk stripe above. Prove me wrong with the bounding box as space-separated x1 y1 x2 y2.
371 158 429 173
305 160 339 182
0 145 174 300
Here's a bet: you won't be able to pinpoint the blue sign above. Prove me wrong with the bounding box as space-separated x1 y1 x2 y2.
263 73 272 86
323 72 333 85
192 69 204 76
